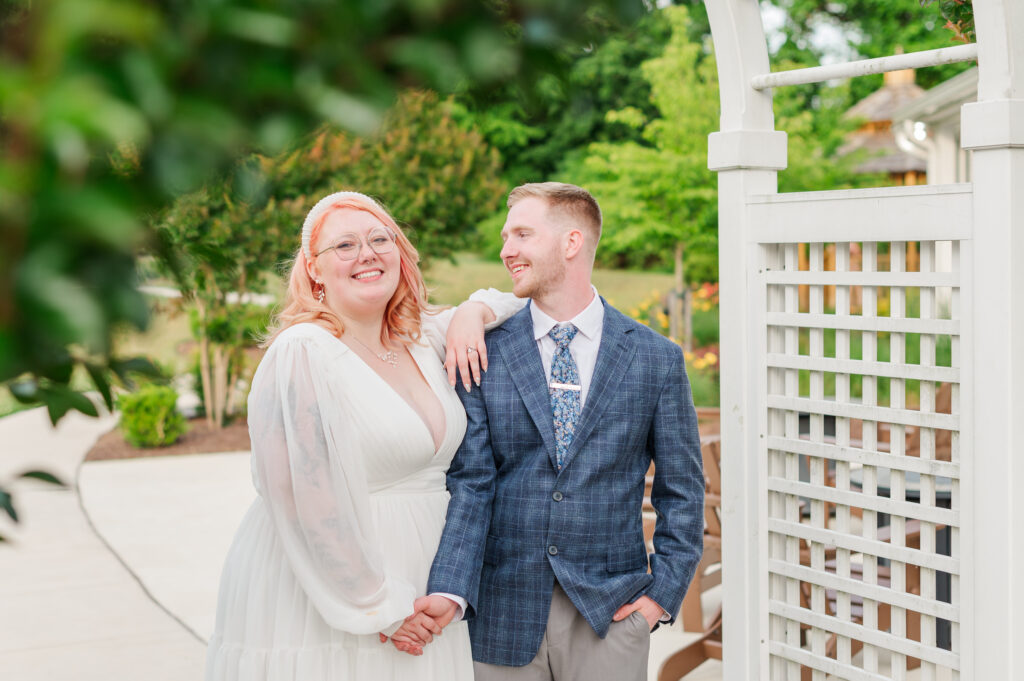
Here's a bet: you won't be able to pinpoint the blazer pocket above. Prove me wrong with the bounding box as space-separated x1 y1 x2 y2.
606 544 648 573
483 535 501 566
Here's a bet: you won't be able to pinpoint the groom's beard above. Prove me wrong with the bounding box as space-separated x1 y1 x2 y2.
512 255 567 301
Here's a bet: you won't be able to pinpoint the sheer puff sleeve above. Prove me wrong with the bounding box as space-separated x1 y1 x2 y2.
247 326 416 635
420 288 526 361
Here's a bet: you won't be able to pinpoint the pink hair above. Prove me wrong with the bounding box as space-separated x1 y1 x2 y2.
264 194 430 348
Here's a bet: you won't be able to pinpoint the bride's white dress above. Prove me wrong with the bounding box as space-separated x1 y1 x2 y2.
206 296 520 680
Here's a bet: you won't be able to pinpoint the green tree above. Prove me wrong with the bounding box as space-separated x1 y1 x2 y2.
560 5 718 349
0 0 646 533
456 8 676 187
1 0 645 420
154 173 290 429
360 92 506 266
156 91 504 428
773 0 975 108
256 90 506 267
560 5 874 347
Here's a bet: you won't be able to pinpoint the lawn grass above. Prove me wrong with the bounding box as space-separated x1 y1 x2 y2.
113 299 194 374
112 253 678 375
423 252 675 309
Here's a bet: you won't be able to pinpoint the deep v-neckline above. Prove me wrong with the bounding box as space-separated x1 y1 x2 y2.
344 340 449 456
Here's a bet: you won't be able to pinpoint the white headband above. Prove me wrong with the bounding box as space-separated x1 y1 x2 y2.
301 191 381 259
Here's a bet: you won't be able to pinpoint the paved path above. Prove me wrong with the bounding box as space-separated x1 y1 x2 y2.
0 408 206 681
1 407 722 681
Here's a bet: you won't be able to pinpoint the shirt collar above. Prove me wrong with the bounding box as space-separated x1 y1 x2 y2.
531 286 604 342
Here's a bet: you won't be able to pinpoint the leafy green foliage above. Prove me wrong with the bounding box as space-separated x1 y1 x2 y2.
1 0 646 425
221 90 506 268
116 384 187 448
352 92 506 265
156 90 503 426
773 0 975 108
920 1 975 42
0 468 67 543
455 9 675 186
559 5 718 275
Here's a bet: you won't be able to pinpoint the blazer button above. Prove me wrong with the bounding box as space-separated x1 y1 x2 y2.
548 545 558 556
552 491 564 502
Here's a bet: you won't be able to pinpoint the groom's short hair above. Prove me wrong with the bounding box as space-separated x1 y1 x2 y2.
508 182 602 251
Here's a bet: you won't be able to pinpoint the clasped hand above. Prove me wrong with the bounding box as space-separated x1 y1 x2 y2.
378 595 458 656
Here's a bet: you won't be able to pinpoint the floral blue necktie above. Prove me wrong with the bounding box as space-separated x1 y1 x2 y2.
548 325 581 469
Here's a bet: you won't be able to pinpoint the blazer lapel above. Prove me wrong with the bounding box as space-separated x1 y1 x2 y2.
559 304 637 471
497 304 559 467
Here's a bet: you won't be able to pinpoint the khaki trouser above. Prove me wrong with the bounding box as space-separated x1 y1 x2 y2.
473 584 650 681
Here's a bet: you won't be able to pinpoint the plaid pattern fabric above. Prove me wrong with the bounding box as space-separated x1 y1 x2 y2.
548 325 581 469
428 301 705 667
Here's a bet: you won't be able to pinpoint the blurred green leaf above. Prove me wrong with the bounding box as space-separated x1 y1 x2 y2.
85 362 114 411
37 384 98 424
109 356 163 387
18 470 65 486
1 0 647 532
0 487 18 523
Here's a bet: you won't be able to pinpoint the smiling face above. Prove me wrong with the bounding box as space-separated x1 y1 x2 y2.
499 196 568 302
306 207 401 321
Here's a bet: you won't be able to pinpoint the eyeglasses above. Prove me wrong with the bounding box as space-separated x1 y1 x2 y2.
315 228 396 261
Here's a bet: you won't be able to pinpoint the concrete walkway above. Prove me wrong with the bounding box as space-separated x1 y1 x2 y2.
0 408 206 680
1 407 722 681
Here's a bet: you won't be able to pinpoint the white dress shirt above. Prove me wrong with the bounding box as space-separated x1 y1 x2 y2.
530 286 604 408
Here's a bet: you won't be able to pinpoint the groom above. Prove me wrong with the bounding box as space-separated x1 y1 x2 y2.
418 182 704 680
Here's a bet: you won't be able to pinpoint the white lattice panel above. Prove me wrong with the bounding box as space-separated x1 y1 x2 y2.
759 229 966 680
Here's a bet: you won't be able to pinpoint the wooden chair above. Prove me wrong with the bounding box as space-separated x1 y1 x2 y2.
655 435 725 681
643 435 723 633
657 434 927 681
905 381 953 461
679 436 722 632
795 527 923 680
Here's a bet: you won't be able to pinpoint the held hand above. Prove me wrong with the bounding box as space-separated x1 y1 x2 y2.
411 594 459 630
444 302 492 391
384 595 458 656
390 611 442 647
380 631 423 656
612 595 664 631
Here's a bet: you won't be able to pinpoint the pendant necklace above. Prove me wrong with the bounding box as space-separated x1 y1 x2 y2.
349 334 399 368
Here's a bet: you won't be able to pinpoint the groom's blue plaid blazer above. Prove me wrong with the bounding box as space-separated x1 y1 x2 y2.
428 301 705 667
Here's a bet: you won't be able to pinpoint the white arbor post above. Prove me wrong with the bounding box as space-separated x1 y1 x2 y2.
703 0 1022 678
704 3 787 679
961 1 1024 676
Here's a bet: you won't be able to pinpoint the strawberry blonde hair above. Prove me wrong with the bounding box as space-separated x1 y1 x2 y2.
264 193 430 347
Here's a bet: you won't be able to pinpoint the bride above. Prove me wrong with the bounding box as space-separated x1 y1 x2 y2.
205 191 522 680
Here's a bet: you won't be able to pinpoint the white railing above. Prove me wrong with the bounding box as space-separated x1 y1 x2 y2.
750 43 978 90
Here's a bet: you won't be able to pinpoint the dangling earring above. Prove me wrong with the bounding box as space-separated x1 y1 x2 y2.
315 281 325 303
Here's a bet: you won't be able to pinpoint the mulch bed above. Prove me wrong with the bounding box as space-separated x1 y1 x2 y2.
85 417 251 462
85 408 720 463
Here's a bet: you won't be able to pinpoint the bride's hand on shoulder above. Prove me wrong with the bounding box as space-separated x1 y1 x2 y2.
444 302 493 391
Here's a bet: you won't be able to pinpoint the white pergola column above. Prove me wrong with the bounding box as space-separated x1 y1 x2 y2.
705 2 787 679
961 1 1024 676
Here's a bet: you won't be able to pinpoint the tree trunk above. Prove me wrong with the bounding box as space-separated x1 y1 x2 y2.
670 241 694 352
670 241 685 345
196 299 215 428
212 344 228 429
224 349 242 419
684 286 694 353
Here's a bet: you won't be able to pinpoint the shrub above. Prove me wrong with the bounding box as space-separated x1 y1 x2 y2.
117 385 188 448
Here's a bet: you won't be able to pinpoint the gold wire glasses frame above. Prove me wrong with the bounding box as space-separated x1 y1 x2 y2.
315 228 396 261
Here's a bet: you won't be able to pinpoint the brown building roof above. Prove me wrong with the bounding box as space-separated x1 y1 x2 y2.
839 68 927 175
